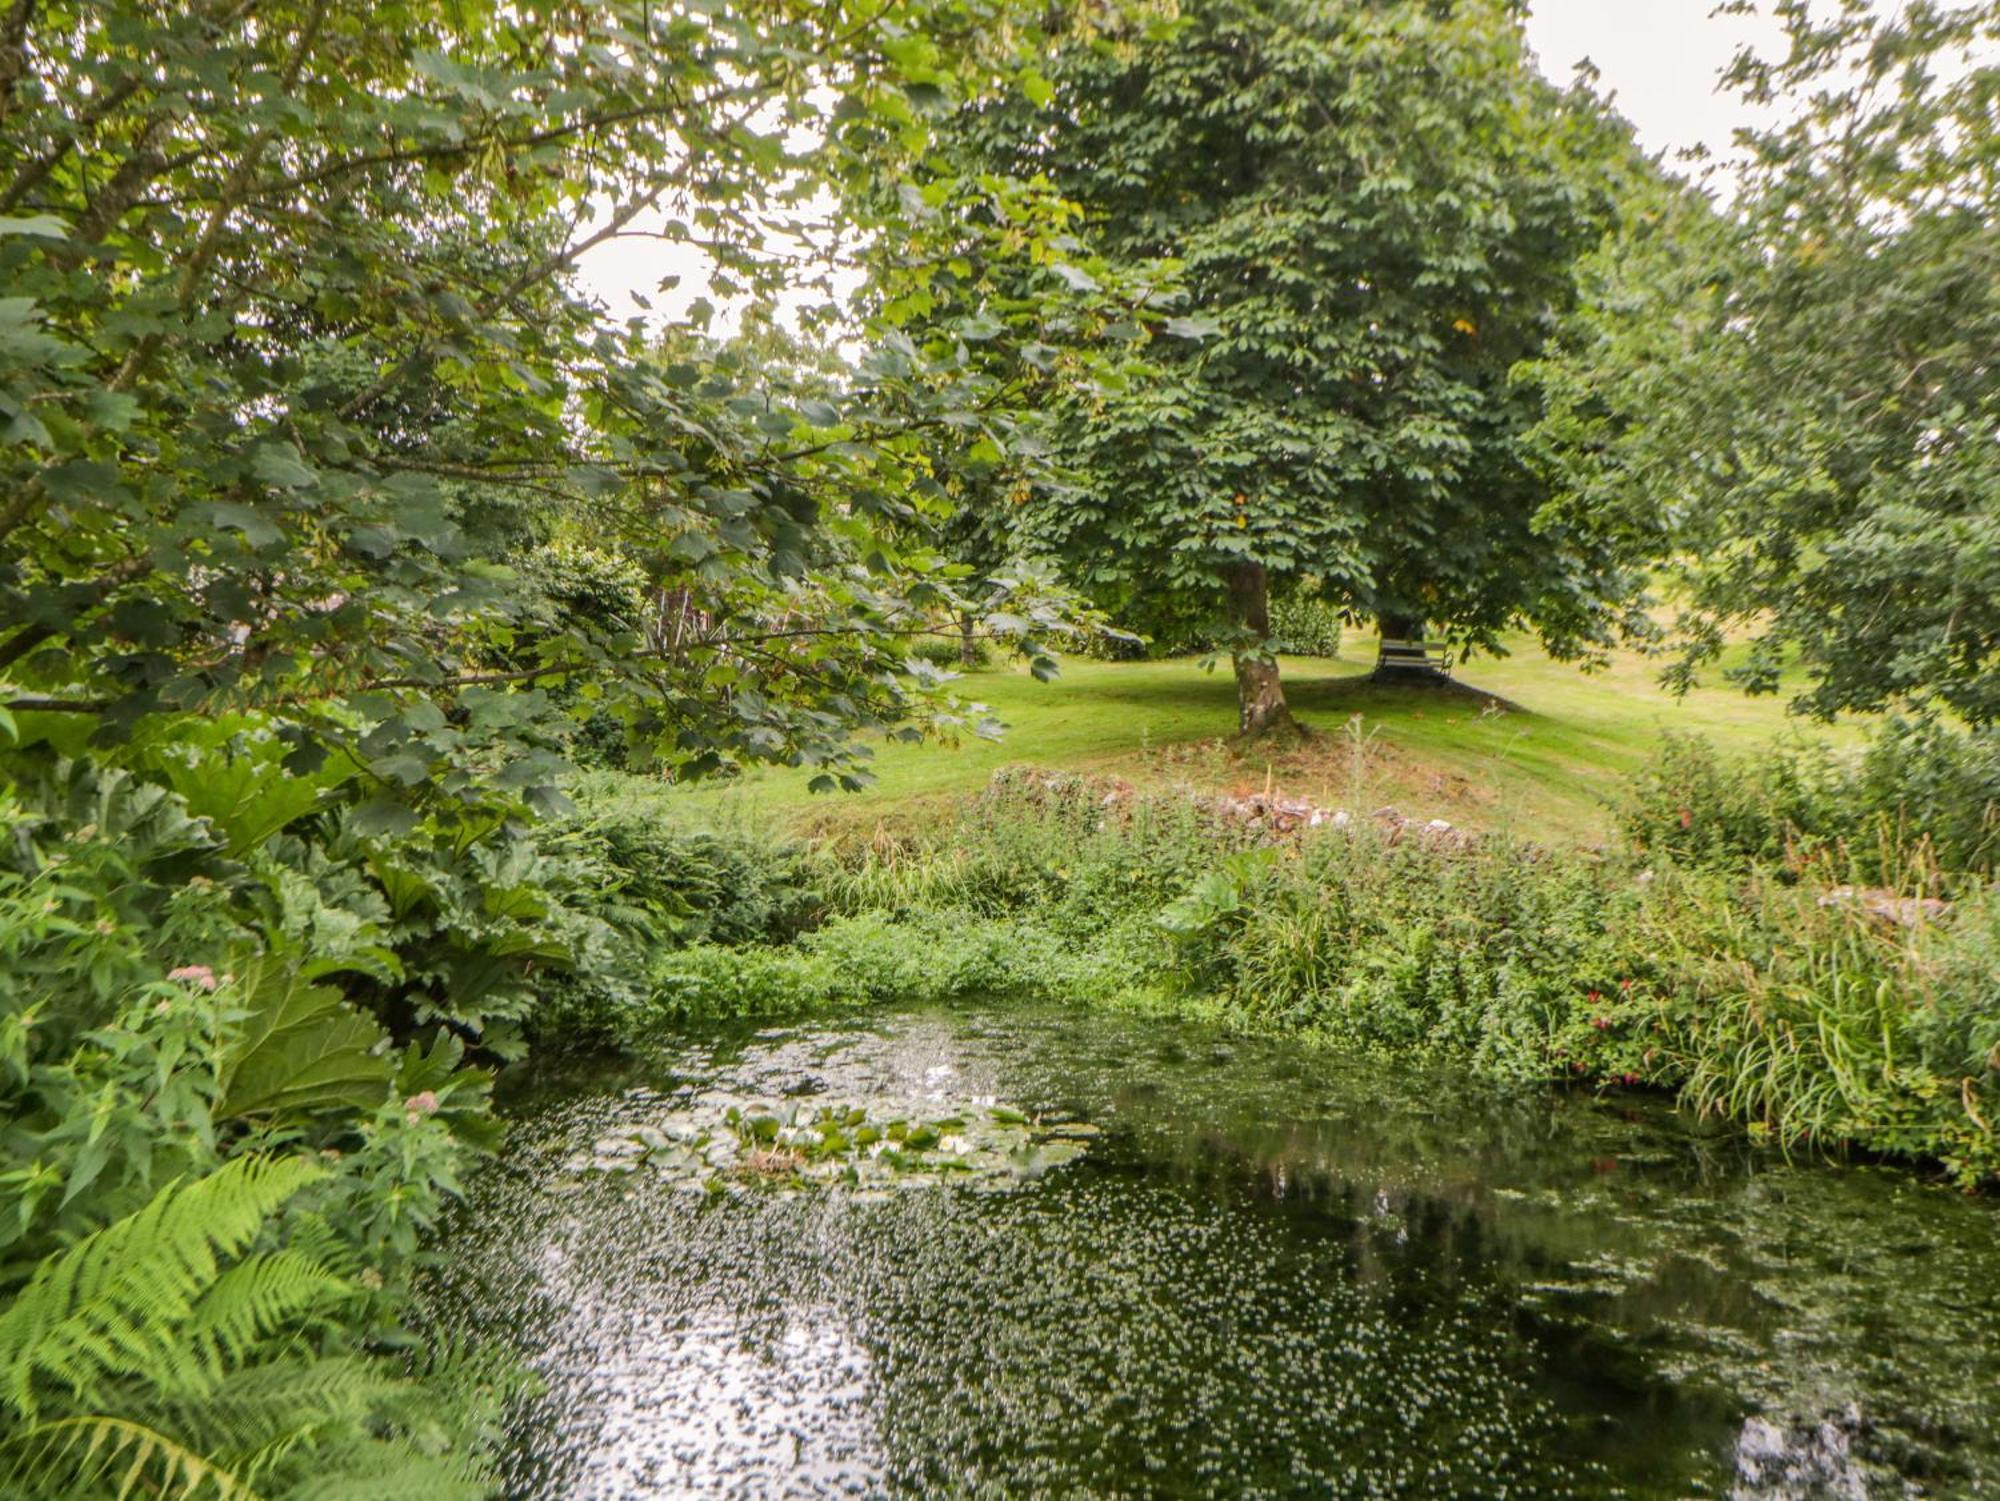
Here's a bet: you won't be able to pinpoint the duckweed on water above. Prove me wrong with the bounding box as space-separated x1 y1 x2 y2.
426 1005 2000 1499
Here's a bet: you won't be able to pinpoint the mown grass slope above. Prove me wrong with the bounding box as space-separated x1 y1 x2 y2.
674 627 1856 844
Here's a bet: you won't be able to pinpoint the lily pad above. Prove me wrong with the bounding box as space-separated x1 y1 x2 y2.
588 1090 1096 1196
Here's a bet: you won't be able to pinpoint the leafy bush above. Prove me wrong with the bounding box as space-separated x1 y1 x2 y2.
1620 732 1803 868
813 766 1250 927
906 632 994 670
529 772 814 1044
643 909 1154 1026
0 752 517 1489
1268 589 1344 658
0 1156 497 1499
1623 725 2000 883
1639 868 2000 1188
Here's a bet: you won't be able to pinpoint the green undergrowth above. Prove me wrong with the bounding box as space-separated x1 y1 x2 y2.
570 761 2000 1190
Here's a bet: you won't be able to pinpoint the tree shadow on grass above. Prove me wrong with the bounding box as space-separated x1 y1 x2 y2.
1029 657 1533 724
1285 671 1532 721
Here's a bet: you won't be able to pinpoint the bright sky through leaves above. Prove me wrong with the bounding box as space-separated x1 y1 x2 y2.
574 0 1791 330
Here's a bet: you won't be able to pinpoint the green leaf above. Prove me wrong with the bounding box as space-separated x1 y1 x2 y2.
250 443 317 490
217 962 395 1121
0 214 68 238
352 798 420 839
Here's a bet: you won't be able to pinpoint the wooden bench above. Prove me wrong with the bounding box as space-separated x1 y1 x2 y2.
1377 638 1452 674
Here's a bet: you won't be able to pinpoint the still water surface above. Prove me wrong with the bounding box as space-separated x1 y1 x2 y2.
427 1004 2000 1498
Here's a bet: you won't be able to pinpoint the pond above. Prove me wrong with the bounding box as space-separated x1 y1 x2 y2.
425 1004 2000 1498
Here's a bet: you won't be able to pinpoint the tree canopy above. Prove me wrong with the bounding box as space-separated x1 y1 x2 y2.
921 0 1647 731
1531 0 2000 726
0 0 1133 817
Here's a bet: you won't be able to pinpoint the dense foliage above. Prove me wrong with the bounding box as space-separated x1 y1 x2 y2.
1622 725 2000 886
6 0 2000 1489
0 0 1122 801
1532 1 2000 724
0 0 1138 1491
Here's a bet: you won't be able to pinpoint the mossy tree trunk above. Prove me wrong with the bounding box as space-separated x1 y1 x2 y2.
1226 561 1298 737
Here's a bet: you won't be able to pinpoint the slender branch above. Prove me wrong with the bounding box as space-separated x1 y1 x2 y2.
109 0 329 393
0 72 146 212
66 111 172 247
3 695 111 713
334 182 678 424
236 102 687 206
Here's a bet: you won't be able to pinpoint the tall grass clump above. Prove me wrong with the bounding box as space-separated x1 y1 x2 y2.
1639 866 2000 1186
811 766 1258 927
1157 835 1657 1086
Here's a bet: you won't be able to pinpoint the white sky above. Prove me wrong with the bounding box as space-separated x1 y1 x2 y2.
576 1 1793 331
1521 0 1787 169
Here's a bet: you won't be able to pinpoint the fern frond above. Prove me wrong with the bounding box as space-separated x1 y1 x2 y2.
285 1441 490 1501
145 1356 398 1490
187 1252 348 1369
2 1413 258 1500
0 1156 326 1419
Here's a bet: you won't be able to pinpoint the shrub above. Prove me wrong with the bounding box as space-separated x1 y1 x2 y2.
1641 868 2000 1187
633 764 2000 1188
1619 732 1800 868
906 631 995 669
529 772 814 1044
0 748 517 1490
1268 589 1344 658
640 910 1156 1026
1622 724 2000 884
543 773 812 947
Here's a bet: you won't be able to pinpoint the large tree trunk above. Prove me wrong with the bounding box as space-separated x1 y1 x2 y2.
1373 611 1444 682
959 612 980 668
1226 562 1298 738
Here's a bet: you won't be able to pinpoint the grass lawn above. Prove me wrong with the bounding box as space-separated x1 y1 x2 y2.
670 626 1857 845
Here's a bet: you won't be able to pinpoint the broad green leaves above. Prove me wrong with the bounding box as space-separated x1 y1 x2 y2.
214 964 394 1123
0 0 1094 827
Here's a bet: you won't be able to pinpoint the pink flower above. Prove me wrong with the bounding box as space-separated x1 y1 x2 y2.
403 1090 441 1120
168 965 219 992
1591 1017 1612 1032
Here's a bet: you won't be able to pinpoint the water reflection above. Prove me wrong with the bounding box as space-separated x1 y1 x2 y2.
425 1005 2000 1498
